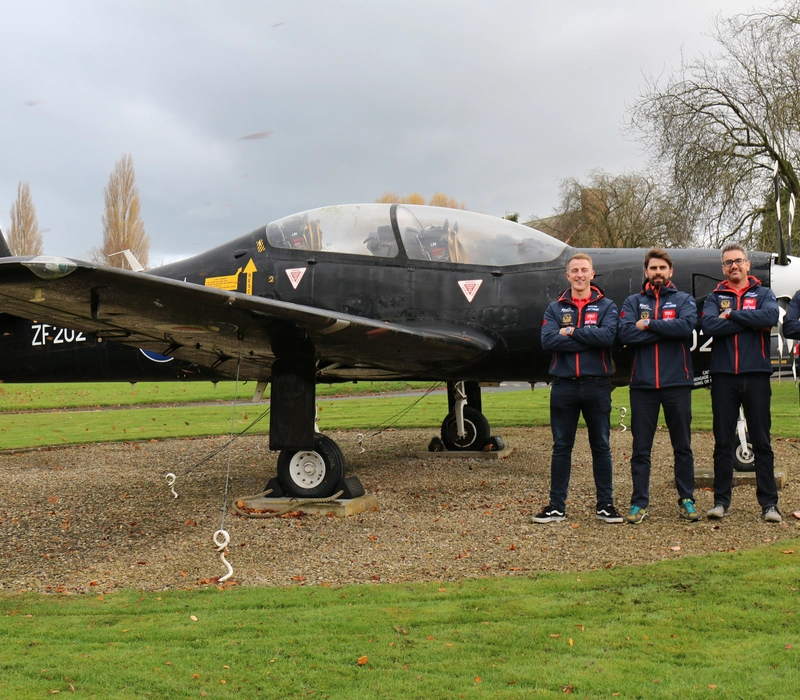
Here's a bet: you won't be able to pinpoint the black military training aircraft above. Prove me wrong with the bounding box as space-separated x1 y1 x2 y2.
0 203 797 497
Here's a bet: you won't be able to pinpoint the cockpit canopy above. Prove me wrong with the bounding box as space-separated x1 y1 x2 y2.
266 204 567 266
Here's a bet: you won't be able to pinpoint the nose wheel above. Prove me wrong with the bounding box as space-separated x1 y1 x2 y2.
440 406 491 451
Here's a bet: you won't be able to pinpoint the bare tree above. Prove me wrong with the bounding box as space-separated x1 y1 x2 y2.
8 181 44 256
95 153 150 268
529 169 696 249
629 0 800 249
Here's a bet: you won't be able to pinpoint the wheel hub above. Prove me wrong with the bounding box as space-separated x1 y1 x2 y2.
288 450 326 488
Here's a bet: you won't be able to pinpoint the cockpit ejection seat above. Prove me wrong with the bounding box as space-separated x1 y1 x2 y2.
363 225 398 257
411 219 467 263
266 215 323 251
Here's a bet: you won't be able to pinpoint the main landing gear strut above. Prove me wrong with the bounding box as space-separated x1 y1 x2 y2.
264 357 365 500
266 363 502 498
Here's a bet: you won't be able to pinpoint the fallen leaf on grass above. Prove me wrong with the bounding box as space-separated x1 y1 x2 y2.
190 615 198 621
474 676 482 683
357 656 368 666
781 550 795 555
670 546 681 552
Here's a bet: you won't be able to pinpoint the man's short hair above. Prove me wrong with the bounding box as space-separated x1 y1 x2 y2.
566 252 593 269
644 247 673 269
721 242 748 261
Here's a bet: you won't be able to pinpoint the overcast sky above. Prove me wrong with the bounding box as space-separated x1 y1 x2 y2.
1 0 759 263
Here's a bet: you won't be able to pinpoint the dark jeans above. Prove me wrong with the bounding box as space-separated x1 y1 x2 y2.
549 377 614 511
711 373 777 509
629 386 694 508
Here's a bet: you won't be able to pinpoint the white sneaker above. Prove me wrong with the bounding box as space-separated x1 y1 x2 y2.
762 506 782 523
706 504 729 519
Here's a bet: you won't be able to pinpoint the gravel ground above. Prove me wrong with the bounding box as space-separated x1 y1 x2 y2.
1 427 798 594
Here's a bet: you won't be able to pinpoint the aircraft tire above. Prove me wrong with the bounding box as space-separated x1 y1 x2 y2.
277 433 346 498
733 433 756 472
440 406 490 451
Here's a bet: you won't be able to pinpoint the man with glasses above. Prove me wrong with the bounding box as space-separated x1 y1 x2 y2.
701 244 781 522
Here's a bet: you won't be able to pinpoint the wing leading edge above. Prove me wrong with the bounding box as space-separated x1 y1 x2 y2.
0 257 498 381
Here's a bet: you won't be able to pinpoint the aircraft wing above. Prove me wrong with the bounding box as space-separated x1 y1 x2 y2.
0 257 497 381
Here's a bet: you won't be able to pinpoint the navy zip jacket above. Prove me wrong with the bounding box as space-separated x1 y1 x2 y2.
782 289 800 340
541 286 618 378
701 276 778 374
619 281 696 388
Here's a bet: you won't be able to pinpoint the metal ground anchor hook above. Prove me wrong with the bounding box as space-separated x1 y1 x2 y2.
356 433 365 453
213 529 234 583
619 407 627 432
165 473 178 499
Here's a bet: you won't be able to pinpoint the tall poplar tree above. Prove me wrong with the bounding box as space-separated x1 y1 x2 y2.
98 153 150 268
8 181 44 256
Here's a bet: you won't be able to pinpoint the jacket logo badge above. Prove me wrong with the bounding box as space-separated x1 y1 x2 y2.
584 312 598 325
662 308 676 320
640 311 650 320
720 299 731 309
562 313 573 325
743 297 757 310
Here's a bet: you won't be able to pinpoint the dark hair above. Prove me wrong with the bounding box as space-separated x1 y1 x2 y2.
643 247 673 269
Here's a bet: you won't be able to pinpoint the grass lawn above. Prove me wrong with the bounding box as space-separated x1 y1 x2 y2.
1 541 798 698
1 381 800 449
1 383 799 697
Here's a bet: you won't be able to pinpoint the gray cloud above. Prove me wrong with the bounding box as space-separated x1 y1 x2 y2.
0 0 755 262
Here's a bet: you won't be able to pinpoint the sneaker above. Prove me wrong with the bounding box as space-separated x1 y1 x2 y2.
706 503 729 519
531 505 566 523
625 505 648 525
596 504 623 523
679 498 702 522
763 506 782 523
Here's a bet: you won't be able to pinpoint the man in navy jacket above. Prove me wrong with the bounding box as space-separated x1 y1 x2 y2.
533 252 622 524
701 243 781 522
619 248 700 524
783 289 800 341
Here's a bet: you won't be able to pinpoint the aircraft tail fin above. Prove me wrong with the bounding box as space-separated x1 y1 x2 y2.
0 226 12 258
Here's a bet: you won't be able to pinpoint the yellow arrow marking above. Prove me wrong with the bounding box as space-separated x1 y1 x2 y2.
243 259 258 295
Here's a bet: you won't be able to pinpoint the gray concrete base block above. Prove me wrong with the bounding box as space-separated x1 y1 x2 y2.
414 447 515 460
237 493 378 517
693 469 788 489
